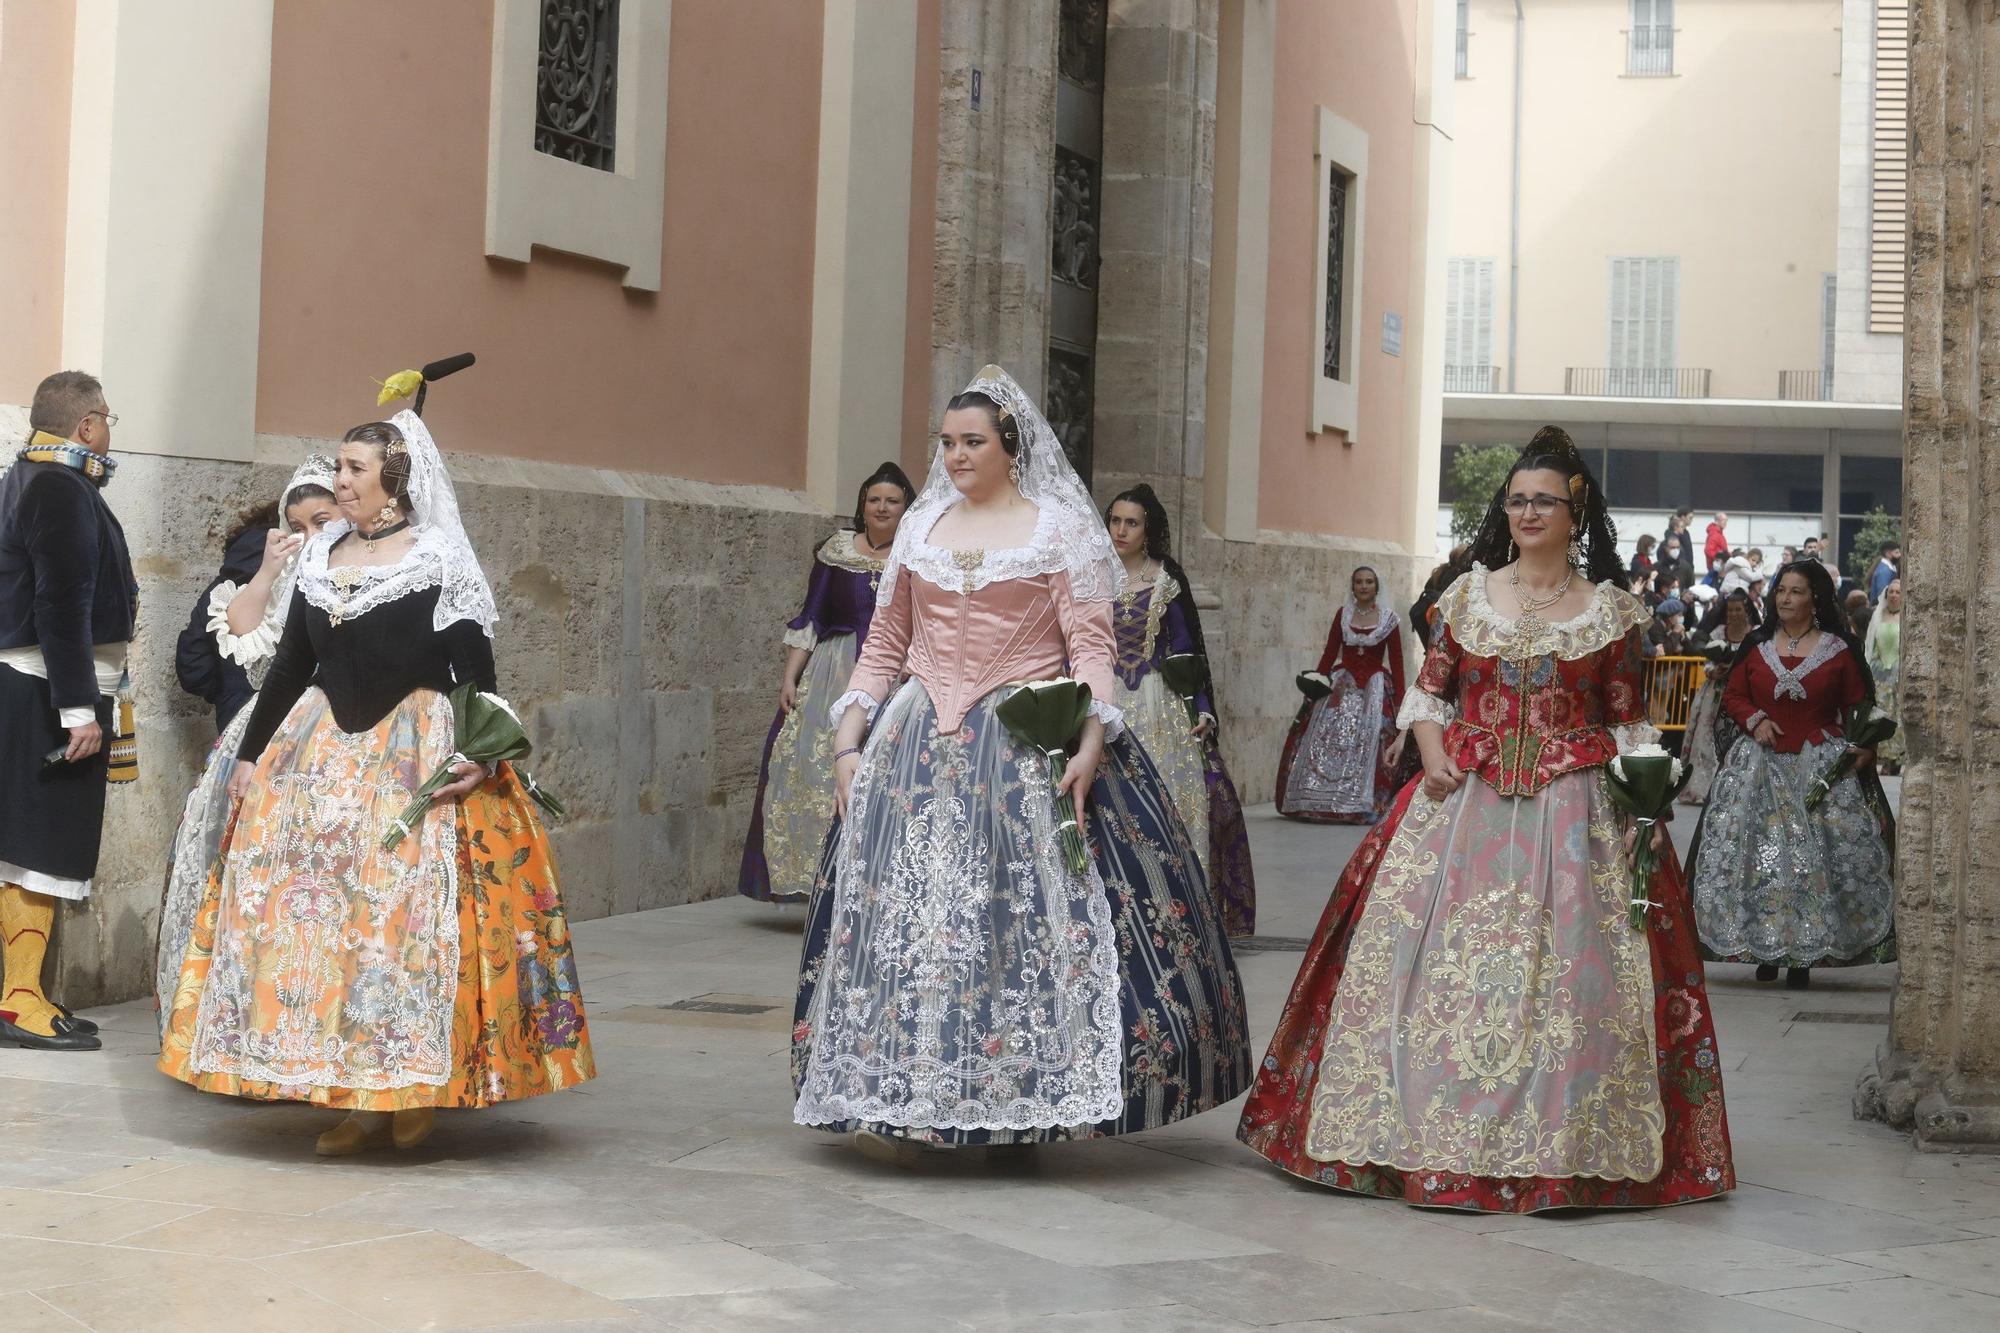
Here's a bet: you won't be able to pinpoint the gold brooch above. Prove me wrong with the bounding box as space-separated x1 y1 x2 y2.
952 549 985 594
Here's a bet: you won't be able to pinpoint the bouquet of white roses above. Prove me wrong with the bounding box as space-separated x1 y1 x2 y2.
382 682 566 850
1804 703 1897 809
1604 743 1686 932
996 678 1095 876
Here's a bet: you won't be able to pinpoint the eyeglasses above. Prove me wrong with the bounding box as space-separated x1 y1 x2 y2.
82 410 119 428
1502 494 1571 518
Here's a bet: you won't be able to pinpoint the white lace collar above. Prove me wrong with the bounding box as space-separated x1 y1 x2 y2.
1442 563 1648 661
1758 633 1848 700
898 501 1083 597
295 522 451 628
818 530 888 574
1341 600 1399 647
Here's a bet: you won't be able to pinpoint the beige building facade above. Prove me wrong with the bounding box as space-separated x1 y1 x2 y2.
1441 0 1902 562
0 0 1455 1005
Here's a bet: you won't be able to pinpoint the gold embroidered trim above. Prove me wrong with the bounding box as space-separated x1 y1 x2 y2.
1439 565 1648 663
817 531 888 574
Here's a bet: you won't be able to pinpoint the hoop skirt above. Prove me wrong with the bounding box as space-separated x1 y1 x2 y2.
738 631 861 902
792 681 1250 1143
159 688 595 1108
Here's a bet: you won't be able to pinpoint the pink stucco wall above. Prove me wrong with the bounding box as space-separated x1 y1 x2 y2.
0 1 74 405
254 0 823 487
1256 0 1418 541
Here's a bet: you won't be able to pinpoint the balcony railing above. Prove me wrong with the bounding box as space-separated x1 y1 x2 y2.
1443 364 1500 393
1626 25 1674 76
1778 370 1834 401
1564 367 1712 398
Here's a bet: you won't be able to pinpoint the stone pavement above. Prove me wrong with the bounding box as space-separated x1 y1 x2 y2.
4 800 1999 1331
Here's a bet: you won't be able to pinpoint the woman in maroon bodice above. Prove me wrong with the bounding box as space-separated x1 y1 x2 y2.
1273 567 1406 823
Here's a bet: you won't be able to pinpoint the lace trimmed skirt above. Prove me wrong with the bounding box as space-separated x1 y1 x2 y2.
159 687 595 1109
791 679 1250 1144
1274 669 1398 824
738 631 861 902
155 702 257 1040
1688 735 1896 968
1239 772 1735 1213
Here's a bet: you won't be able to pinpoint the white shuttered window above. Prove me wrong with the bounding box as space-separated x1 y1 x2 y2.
1607 257 1678 395
1444 258 1495 392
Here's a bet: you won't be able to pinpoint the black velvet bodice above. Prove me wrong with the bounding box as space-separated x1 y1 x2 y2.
237 585 497 762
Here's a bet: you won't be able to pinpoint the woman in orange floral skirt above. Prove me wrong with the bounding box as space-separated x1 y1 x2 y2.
159 404 593 1155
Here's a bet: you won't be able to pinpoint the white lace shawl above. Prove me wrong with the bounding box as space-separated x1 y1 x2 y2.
209 454 338 666
1758 633 1848 700
877 365 1121 608
1340 598 1399 648
294 411 497 635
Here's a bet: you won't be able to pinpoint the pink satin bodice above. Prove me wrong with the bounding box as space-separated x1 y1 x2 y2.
846 560 1116 731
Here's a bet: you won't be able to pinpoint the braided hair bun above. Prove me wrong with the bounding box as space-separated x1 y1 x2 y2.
1464 425 1625 586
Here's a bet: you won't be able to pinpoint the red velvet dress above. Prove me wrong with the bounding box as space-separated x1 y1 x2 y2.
1274 606 1406 823
1239 568 1735 1212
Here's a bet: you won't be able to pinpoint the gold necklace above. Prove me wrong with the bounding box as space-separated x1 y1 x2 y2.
1509 563 1574 614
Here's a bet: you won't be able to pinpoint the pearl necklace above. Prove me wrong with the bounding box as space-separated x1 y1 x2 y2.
1509 563 1574 615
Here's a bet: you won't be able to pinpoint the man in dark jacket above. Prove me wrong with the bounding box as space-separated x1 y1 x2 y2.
0 371 136 1051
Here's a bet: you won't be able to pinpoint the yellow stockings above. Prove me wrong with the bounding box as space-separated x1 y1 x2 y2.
0 884 59 1037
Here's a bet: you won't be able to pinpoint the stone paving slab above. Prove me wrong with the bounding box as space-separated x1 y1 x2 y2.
0 802 1990 1331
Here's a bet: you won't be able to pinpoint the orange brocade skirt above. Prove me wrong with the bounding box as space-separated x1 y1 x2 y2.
158 689 595 1110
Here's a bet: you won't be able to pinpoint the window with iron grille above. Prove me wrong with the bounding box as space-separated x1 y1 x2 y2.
1607 257 1678 395
1627 0 1673 77
1455 0 1470 78
1820 273 1838 392
1445 258 1495 392
535 0 620 171
1323 169 1350 380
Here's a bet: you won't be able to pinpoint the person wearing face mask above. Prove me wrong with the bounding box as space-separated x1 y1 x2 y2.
1238 426 1735 1214
1687 561 1896 989
1102 482 1257 936
159 386 594 1155
737 461 915 904
1274 566 1406 824
156 457 340 1040
792 367 1248 1162
0 371 134 1053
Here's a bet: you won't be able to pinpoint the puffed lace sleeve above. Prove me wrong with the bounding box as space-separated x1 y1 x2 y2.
207 580 284 667
1396 615 1462 729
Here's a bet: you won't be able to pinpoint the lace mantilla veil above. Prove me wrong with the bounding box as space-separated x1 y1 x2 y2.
878 365 1123 606
295 409 499 636
271 454 337 608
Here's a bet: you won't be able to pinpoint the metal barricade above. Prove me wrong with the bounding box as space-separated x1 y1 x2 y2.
1643 655 1709 732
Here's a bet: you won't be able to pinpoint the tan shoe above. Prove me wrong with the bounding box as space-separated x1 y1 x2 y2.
392 1107 436 1151
315 1113 392 1157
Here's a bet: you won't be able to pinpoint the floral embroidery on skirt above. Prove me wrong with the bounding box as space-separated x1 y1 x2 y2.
1275 670 1399 824
738 632 861 901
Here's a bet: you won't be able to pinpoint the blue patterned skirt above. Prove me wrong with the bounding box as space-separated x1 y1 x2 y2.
791 680 1250 1145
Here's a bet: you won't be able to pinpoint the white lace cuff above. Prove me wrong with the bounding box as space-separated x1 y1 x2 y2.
783 624 818 652
207 581 282 666
1741 710 1768 736
1397 689 1455 729
1090 699 1127 743
828 689 880 729
1612 720 1663 753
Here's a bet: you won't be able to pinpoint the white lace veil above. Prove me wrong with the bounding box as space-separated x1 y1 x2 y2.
879 365 1122 607
272 454 338 613
383 409 498 636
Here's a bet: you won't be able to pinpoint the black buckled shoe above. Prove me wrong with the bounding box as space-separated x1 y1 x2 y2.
0 1013 103 1051
53 1004 98 1036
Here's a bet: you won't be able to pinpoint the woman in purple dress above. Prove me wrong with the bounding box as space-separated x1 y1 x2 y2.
1104 485 1257 936
737 463 915 902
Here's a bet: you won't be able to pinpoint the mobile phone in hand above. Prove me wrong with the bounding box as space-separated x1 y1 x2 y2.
41 745 72 775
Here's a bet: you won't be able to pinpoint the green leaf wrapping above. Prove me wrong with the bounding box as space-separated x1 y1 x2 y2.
381 684 565 850
1160 653 1209 728
996 680 1094 876
1604 753 1683 934
1295 671 1333 701
1804 705 1899 810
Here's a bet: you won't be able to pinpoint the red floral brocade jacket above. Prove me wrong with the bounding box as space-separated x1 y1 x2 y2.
1399 568 1656 797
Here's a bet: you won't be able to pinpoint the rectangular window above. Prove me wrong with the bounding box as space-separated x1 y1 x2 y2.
534 0 621 172
1444 257 1495 392
1820 273 1838 393
1323 169 1349 380
1312 107 1368 437
1607 257 1678 395
1627 0 1674 77
1455 0 1469 78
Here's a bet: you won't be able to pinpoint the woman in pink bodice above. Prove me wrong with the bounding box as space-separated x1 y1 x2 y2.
790 367 1248 1159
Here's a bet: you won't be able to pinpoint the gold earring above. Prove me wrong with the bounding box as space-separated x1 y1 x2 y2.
1008 458 1021 487
378 504 398 525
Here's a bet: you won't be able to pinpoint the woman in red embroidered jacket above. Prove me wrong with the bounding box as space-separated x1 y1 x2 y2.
1238 427 1734 1214
1687 561 1895 988
1274 567 1406 823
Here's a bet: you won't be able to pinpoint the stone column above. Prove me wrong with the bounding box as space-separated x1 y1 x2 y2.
1853 0 2000 1150
932 0 1059 403
1095 0 1217 547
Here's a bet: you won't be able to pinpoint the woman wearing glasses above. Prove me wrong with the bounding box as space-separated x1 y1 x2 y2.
1238 426 1735 1213
1273 566 1406 825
